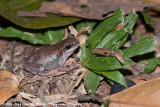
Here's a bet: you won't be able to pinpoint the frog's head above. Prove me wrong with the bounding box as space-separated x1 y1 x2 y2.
63 36 79 56
59 36 79 66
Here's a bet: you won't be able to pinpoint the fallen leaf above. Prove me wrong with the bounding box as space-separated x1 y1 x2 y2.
68 25 79 37
18 0 160 20
76 27 89 48
109 77 160 107
115 23 127 30
0 70 19 104
92 48 124 64
141 0 160 12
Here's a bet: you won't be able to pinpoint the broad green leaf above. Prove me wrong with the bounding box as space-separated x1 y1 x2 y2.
76 20 97 34
81 41 123 71
84 55 122 70
81 10 138 91
80 41 92 63
87 11 137 69
84 71 101 96
113 34 129 49
106 79 114 85
81 9 137 71
123 57 133 67
103 71 127 87
0 0 80 29
82 49 133 70
88 9 123 49
96 10 138 49
0 27 64 44
81 42 129 71
142 13 154 24
112 10 138 49
122 36 155 58
144 58 158 74
124 10 138 29
96 29 128 49
44 28 64 44
81 9 124 68
95 70 127 87
157 57 160 65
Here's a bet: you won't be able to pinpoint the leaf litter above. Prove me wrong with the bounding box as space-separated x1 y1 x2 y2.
1 1 160 106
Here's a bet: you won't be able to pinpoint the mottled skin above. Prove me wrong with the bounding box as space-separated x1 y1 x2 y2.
23 36 79 75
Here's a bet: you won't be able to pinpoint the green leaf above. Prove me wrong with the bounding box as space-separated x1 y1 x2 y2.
95 70 127 87
157 57 160 65
112 10 138 49
81 9 138 71
81 10 138 91
0 0 80 29
84 71 101 96
142 13 154 24
88 9 123 49
0 27 64 44
124 10 138 29
122 36 155 58
106 79 114 85
96 29 128 49
44 28 64 44
82 45 133 70
81 9 124 70
96 10 138 49
81 41 123 71
123 57 134 67
84 55 122 70
113 34 129 49
144 58 158 74
80 41 92 63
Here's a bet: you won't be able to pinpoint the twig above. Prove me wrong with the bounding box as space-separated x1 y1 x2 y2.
73 67 88 89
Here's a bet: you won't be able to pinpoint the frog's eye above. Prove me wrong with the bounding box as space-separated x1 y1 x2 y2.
65 43 72 49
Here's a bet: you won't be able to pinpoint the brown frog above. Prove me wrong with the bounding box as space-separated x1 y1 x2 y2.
23 35 79 76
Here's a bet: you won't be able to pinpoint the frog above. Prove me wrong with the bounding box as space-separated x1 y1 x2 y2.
23 35 79 76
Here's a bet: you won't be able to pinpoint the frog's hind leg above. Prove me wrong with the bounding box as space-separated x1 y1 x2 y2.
23 63 44 75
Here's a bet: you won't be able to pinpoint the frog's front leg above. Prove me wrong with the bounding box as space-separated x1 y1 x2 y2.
39 62 79 77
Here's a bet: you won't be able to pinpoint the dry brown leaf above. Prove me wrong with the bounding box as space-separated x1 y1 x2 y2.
0 70 19 104
109 77 160 107
76 27 89 48
18 0 160 20
141 0 160 12
115 23 127 30
92 48 124 64
72 67 88 88
68 25 78 37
